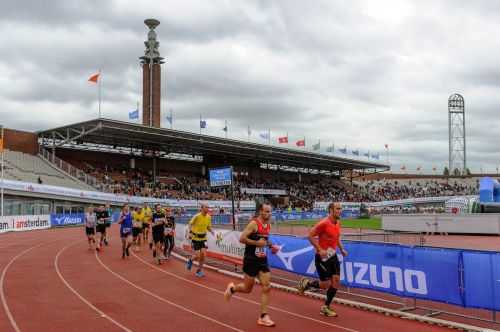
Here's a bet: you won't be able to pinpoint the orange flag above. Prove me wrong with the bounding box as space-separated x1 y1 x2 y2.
88 73 100 83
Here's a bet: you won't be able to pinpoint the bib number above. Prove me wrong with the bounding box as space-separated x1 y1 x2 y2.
255 246 267 258
164 227 173 235
322 248 336 262
122 227 131 234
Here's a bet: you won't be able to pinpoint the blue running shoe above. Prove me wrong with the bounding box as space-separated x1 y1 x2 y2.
195 270 205 278
186 259 193 271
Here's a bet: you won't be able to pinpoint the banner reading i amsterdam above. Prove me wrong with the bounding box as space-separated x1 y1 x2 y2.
0 215 51 233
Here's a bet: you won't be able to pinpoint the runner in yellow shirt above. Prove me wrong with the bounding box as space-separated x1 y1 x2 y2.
186 203 214 278
141 203 153 249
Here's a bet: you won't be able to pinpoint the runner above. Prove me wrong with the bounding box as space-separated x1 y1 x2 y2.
223 202 279 327
296 202 348 317
132 206 144 251
85 206 96 250
151 204 166 264
95 205 109 252
141 202 153 249
186 203 214 278
163 206 175 259
118 204 133 259
104 203 113 245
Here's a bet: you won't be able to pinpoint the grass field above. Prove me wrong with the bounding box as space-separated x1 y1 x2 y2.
278 217 381 230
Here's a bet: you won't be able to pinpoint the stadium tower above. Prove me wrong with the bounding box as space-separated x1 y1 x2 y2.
448 94 466 174
140 19 164 128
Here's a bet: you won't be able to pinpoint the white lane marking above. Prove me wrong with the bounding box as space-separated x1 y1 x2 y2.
95 252 244 332
133 253 359 332
55 242 134 332
1 244 44 332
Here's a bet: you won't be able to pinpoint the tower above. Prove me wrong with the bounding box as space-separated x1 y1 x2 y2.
448 94 466 174
140 19 164 128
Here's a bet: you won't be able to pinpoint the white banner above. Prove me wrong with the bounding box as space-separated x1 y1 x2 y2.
1 179 255 209
240 188 287 196
0 215 51 233
175 224 244 262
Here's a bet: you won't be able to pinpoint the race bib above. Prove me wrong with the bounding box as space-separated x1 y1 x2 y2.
133 221 142 228
322 247 336 262
164 227 173 235
122 227 131 234
255 246 267 258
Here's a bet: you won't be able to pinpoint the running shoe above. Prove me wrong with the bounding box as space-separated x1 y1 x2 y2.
96 247 100 252
156 256 161 265
224 282 235 302
153 250 156 258
159 254 167 260
297 277 310 294
186 259 193 271
320 305 338 317
122 251 126 259
195 270 205 278
104 239 109 246
257 314 275 327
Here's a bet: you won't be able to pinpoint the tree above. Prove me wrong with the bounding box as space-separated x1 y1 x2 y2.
453 168 461 176
465 168 471 176
443 167 449 176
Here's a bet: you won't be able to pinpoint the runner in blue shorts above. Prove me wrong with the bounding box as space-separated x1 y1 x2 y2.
118 204 133 259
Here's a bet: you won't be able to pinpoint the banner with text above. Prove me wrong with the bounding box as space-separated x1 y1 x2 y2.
0 215 51 233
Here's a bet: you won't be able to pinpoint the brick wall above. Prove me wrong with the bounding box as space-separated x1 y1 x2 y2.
3 128 38 155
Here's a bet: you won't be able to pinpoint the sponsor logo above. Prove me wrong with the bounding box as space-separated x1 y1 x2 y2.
54 216 83 225
15 217 50 229
214 231 245 257
0 222 10 231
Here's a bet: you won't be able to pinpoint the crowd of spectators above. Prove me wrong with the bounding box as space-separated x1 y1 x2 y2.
85 164 478 207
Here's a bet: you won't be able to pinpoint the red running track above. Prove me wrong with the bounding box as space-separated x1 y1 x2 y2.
1 226 451 332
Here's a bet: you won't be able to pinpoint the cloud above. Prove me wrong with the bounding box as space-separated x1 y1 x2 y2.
1 1 500 172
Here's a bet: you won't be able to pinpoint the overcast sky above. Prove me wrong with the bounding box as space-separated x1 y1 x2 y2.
2 0 500 173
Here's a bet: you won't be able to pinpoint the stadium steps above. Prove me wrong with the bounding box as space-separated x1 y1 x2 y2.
3 149 94 190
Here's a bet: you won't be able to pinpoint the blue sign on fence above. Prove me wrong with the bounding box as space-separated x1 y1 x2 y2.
51 213 85 227
267 235 464 306
462 251 500 310
209 167 232 187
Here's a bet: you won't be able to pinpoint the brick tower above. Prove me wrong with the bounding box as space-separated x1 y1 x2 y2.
140 19 164 127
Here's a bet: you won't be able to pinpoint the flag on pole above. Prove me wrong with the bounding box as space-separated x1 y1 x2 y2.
363 152 370 157
296 139 305 147
352 149 359 156
278 136 288 144
222 122 228 132
166 109 173 125
384 144 389 149
200 120 207 128
326 144 334 153
312 141 320 150
259 132 270 140
247 125 252 136
88 72 100 83
371 153 379 159
129 109 139 120
339 147 347 154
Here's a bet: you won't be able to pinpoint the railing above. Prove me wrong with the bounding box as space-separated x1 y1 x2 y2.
38 147 101 190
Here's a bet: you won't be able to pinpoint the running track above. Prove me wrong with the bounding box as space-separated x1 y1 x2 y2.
1 227 451 332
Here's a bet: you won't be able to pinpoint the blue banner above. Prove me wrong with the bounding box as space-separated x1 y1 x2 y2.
462 251 500 310
50 213 85 227
267 235 464 306
209 167 232 187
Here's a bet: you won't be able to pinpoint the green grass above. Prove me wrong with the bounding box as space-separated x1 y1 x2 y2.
278 217 381 230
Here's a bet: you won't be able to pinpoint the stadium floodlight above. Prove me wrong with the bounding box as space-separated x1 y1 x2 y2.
448 94 466 175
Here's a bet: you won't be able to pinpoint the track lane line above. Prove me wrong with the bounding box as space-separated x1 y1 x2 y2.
95 251 244 332
1 243 46 332
132 252 360 332
55 241 134 332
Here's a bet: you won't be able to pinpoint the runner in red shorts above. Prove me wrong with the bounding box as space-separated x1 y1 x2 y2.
297 202 348 317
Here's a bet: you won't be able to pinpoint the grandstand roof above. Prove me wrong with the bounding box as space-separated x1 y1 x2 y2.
38 118 388 173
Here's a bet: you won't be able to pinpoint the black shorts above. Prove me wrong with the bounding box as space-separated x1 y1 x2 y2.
106 222 111 228
191 240 207 251
315 254 340 281
152 228 164 243
96 224 107 234
133 227 142 238
242 256 270 277
85 227 95 236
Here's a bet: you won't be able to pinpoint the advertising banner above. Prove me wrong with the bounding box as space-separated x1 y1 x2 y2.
50 213 85 227
0 215 51 233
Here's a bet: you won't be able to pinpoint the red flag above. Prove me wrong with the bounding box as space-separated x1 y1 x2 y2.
278 136 288 144
88 73 100 83
296 139 305 147
384 144 388 149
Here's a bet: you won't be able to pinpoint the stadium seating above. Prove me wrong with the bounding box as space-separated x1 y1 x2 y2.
2 149 95 190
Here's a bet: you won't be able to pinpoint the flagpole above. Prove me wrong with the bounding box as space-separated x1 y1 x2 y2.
1 125 4 216
225 120 228 139
97 69 102 119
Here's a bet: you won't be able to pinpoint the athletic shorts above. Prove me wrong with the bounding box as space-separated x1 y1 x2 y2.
191 240 206 251
132 227 142 238
105 222 111 228
120 227 132 238
85 227 95 236
315 254 340 281
152 228 164 243
242 257 270 277
96 224 107 234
